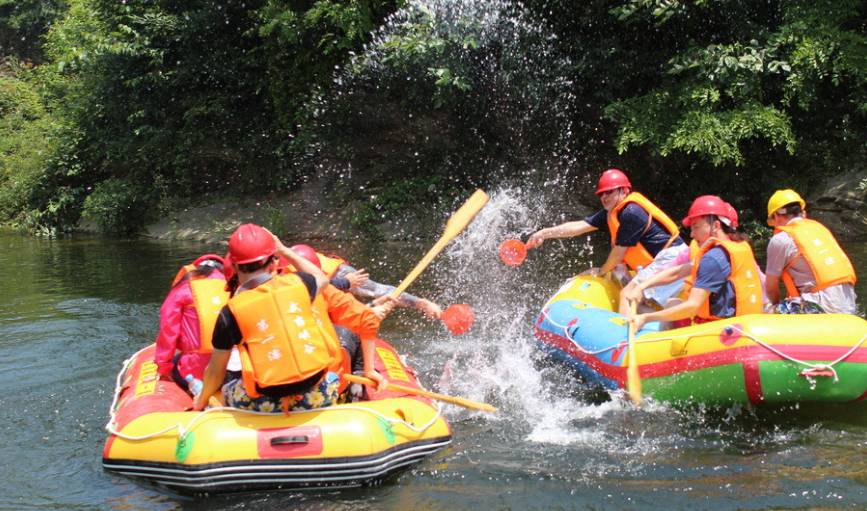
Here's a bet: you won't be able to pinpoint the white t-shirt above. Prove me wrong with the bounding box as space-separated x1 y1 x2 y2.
765 219 857 314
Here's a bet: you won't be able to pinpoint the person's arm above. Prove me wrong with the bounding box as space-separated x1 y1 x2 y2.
526 220 597 249
764 233 790 305
153 286 188 377
632 287 709 331
352 275 421 307
598 245 629 275
322 285 392 390
362 336 387 390
343 269 369 289
273 236 328 292
629 263 691 297
330 276 351 291
765 273 782 305
619 263 690 314
323 285 384 341
192 349 231 410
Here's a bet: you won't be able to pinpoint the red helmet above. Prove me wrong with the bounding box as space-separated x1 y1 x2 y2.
191 253 225 268
682 195 729 227
595 168 632 195
222 252 235 281
290 244 321 269
723 202 739 229
228 224 276 264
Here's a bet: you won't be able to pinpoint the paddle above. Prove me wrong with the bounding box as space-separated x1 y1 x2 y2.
498 239 527 266
626 299 642 406
343 373 498 413
441 303 475 335
388 189 490 300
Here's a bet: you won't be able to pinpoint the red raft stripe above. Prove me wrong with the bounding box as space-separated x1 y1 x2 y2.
535 326 867 385
742 361 765 405
535 327 627 383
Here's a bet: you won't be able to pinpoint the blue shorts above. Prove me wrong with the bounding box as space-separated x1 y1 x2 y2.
223 371 341 412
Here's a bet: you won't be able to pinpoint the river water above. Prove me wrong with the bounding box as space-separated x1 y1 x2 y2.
1 191 866 510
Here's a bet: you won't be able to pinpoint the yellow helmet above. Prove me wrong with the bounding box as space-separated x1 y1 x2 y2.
766 189 806 224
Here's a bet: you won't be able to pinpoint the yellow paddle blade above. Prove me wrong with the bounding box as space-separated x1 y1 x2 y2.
442 189 490 240
343 373 498 413
626 300 642 406
390 189 489 299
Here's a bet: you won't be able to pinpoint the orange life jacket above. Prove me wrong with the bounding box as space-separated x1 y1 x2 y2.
169 263 228 353
316 254 346 279
775 218 856 297
228 273 343 397
282 252 347 279
689 238 763 321
607 192 680 271
678 240 702 298
189 277 230 353
171 264 197 288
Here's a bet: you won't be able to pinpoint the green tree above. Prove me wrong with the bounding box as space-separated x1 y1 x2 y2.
0 0 67 61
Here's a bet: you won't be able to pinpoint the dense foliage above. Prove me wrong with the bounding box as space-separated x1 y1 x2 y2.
0 0 864 235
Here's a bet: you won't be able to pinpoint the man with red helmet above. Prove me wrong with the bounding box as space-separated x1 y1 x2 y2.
526 168 685 311
193 224 390 412
626 195 763 330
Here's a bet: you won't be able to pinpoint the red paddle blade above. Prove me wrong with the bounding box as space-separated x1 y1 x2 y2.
498 239 527 267
442 303 475 335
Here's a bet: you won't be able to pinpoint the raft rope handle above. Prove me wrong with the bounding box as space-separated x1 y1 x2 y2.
670 324 867 383
106 402 444 442
539 308 867 382
105 347 444 441
539 307 620 356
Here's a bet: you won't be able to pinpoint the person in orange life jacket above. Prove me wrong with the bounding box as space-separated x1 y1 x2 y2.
291 244 443 320
283 245 398 377
620 202 768 318
764 189 857 314
193 225 388 412
628 195 763 331
153 254 229 393
525 168 685 314
288 244 370 293
222 248 392 395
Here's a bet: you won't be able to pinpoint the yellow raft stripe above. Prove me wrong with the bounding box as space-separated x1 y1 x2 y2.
377 347 410 382
135 361 159 397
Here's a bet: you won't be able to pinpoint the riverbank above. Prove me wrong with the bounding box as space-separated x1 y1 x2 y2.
136 170 867 244
136 170 449 244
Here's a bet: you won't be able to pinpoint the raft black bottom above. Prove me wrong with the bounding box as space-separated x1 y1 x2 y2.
103 436 452 494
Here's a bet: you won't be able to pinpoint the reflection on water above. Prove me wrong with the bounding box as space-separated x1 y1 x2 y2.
0 188 866 510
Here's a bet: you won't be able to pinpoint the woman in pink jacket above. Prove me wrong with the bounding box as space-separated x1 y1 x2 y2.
154 254 230 392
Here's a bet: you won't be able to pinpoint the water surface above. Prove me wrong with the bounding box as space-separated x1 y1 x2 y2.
1 194 865 510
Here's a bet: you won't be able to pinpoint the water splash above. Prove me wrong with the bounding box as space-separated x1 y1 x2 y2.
313 0 587 193
406 186 638 447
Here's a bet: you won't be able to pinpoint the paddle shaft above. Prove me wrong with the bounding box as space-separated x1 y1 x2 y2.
389 189 489 299
343 373 498 413
626 300 642 406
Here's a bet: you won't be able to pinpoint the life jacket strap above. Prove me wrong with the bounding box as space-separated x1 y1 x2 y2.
236 273 273 294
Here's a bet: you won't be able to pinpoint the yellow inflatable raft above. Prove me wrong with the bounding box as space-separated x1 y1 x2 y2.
103 341 452 494
535 275 867 406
